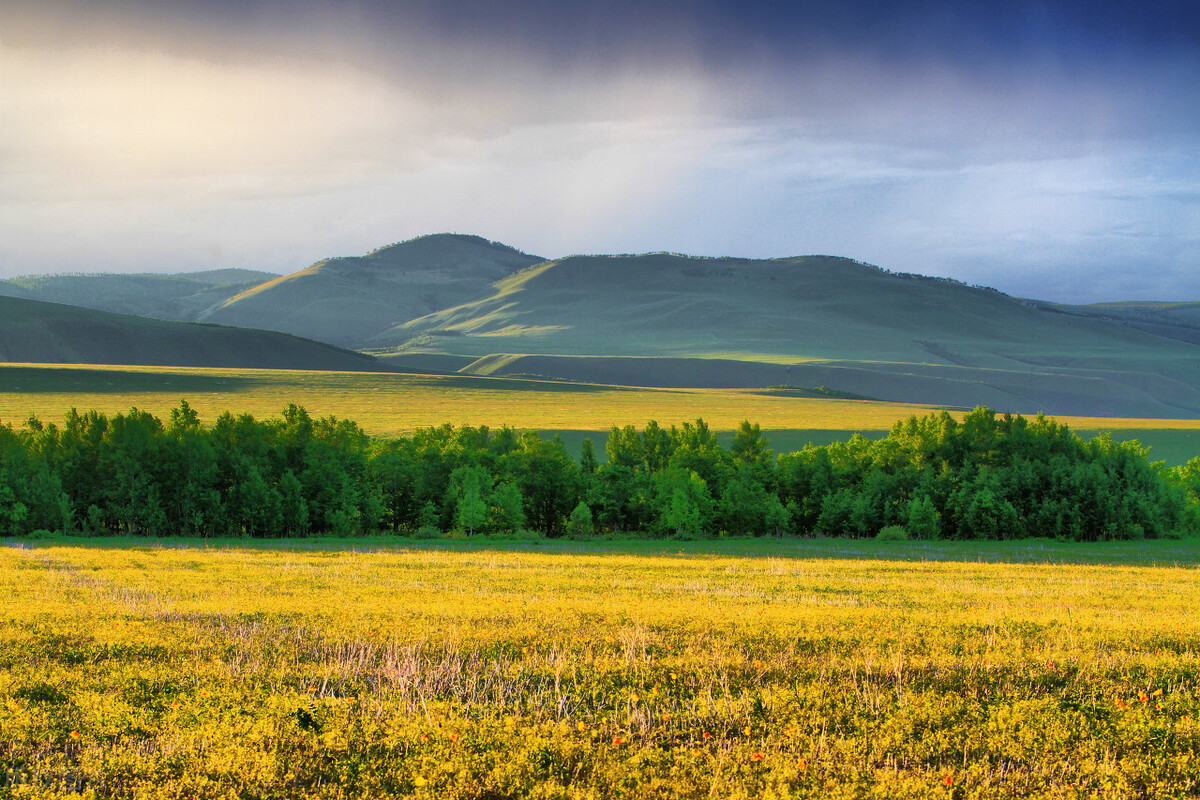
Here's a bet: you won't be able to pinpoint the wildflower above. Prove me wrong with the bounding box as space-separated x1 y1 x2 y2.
1138 691 1148 703
702 732 713 740
943 775 954 787
751 752 765 762
613 736 624 745
630 693 639 703
69 731 81 739
1152 689 1163 697
743 726 752 736
797 758 807 771
413 776 428 787
753 659 763 668
669 672 677 681
449 733 458 742
661 714 671 722
576 721 586 732
690 748 701 756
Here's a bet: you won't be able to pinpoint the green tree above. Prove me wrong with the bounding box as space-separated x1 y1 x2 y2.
655 467 712 539
488 481 525 534
905 493 940 539
568 500 594 537
449 464 491 536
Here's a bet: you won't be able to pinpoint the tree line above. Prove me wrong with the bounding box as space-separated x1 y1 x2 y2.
1 401 1197 540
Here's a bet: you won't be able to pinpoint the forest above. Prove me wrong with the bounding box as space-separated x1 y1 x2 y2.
1 401 1197 541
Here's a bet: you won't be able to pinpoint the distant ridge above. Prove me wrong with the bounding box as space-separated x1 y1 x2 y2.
7 235 1200 417
0 296 393 372
199 233 544 346
5 269 281 322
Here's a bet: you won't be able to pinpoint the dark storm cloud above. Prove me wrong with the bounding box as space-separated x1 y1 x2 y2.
3 0 1198 301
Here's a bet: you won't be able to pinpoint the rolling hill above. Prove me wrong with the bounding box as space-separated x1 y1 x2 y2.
366 253 1200 418
7 236 1200 418
0 296 393 372
199 234 543 346
4 269 280 322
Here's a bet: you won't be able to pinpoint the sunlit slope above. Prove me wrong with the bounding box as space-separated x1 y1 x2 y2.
0 297 392 372
4 269 279 322
372 253 1200 417
201 233 543 346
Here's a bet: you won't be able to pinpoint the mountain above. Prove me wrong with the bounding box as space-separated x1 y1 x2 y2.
5 269 280 322
0 296 392 372
199 234 543 346
368 253 1200 418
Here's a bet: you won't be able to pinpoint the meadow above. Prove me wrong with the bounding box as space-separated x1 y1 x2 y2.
3 537 1198 798
3 363 1198 464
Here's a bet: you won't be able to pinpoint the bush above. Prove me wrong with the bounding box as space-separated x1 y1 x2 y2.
412 524 443 540
876 525 909 541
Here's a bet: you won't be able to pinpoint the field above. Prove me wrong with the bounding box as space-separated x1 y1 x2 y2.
3 538 1199 798
3 363 1199 464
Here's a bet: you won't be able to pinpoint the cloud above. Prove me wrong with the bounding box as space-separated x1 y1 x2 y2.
1 1 1198 303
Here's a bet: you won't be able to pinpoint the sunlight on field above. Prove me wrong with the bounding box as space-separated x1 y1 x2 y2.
3 539 1198 798
0 363 944 437
4 364 1200 446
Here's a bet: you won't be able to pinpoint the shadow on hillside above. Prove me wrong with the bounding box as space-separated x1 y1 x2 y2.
0 365 270 394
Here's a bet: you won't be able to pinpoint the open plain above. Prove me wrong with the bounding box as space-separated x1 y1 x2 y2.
3 539 1199 798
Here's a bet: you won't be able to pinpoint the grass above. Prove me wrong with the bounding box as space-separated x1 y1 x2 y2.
3 363 1199 464
3 537 1198 798
0 363 952 437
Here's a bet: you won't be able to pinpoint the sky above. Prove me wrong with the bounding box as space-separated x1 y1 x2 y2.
3 0 1199 302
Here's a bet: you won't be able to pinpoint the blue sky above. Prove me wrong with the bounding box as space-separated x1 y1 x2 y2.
3 0 1198 302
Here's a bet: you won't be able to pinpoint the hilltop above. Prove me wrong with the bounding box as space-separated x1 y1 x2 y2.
0 296 392 372
198 234 543 346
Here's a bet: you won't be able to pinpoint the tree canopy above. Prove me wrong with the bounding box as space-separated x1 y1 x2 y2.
0 404 1193 541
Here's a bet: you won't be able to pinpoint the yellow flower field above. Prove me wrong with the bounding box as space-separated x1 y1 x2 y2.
2 539 1197 798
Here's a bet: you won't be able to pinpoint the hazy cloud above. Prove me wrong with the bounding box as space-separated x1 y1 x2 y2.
2 1 1197 302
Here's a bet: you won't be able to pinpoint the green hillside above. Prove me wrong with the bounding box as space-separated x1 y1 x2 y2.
5 269 280 322
0 296 393 372
368 253 1200 418
200 234 543 346
1038 300 1200 345
0 281 33 299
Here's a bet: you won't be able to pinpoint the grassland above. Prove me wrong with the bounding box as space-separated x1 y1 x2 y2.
3 537 1198 798
372 252 1200 418
4 363 1199 465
